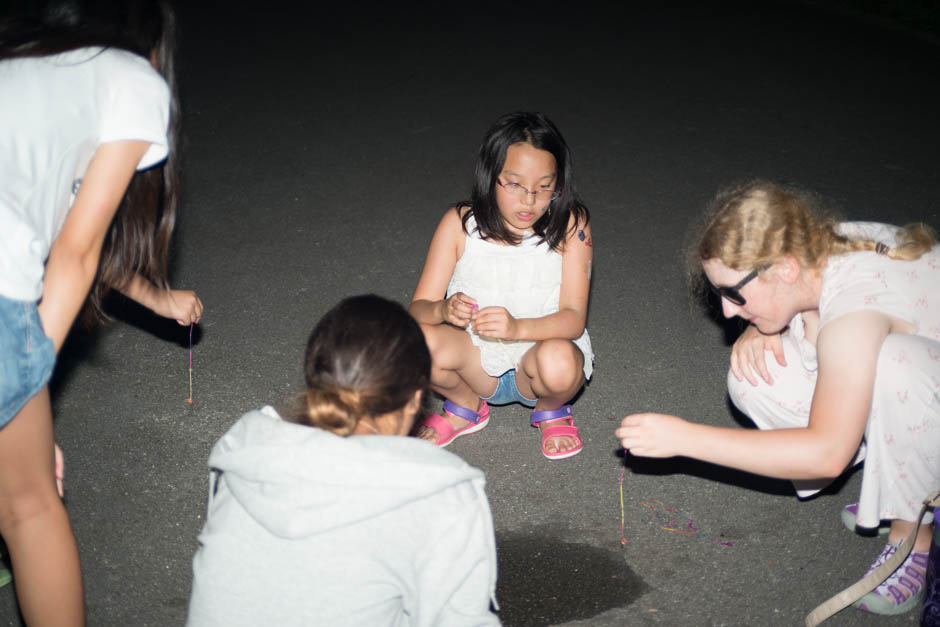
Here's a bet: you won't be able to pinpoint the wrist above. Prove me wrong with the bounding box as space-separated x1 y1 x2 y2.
510 317 527 341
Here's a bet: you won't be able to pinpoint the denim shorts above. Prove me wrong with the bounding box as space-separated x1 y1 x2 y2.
0 295 55 428
482 369 537 408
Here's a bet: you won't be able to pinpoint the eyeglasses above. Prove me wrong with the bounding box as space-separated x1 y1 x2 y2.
497 179 561 201
709 266 768 306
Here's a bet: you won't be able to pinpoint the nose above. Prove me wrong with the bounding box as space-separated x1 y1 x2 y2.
721 297 741 319
521 191 536 206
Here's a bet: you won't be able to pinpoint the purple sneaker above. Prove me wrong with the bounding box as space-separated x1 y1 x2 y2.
922 515 940 626
853 540 928 615
840 502 889 535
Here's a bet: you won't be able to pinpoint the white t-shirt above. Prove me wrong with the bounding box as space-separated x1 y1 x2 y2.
0 47 170 301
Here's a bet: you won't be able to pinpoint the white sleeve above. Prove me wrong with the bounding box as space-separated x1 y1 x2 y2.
100 58 170 170
413 490 501 627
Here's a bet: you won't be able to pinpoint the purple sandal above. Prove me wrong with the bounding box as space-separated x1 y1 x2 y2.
530 405 582 460
421 400 490 447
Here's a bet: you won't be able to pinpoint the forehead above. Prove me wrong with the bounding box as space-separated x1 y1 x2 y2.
502 142 556 175
702 258 751 286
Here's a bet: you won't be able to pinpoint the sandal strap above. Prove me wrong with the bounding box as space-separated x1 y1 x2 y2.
443 399 482 423
806 489 940 626
530 405 573 425
539 423 578 438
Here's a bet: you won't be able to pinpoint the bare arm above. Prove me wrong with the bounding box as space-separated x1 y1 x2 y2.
472 217 592 341
617 311 892 480
409 208 476 326
38 141 150 352
117 274 203 325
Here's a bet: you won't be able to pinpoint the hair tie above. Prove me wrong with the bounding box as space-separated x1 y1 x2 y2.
874 242 889 255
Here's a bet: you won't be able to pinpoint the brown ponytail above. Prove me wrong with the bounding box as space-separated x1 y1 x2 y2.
292 295 431 436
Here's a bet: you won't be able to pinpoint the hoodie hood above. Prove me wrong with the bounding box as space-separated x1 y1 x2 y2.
208 406 487 540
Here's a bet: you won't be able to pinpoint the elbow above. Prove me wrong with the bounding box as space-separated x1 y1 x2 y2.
54 237 104 282
408 300 424 318
560 309 586 339
814 447 856 480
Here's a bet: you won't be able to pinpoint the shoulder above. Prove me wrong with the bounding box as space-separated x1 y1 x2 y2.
100 48 169 101
816 310 894 364
560 210 592 252
92 49 170 166
435 206 473 241
441 205 467 227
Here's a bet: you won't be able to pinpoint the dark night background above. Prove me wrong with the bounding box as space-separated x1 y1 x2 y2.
1 1 939 625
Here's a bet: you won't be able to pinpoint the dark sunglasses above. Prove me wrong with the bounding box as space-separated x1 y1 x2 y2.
709 266 768 306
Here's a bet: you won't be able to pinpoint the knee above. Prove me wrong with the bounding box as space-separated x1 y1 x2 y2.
0 486 63 534
532 340 583 393
874 334 932 396
418 323 444 359
726 368 751 413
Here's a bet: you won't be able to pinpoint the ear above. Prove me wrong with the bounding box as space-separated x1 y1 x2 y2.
405 390 423 416
773 255 802 284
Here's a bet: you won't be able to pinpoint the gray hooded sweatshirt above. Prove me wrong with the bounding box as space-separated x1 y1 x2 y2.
187 406 500 626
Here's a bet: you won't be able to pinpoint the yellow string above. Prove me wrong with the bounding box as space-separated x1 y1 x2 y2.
619 465 627 546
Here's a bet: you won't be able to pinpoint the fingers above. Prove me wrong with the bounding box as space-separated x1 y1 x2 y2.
170 289 204 325
471 307 512 339
191 293 204 323
54 442 64 498
615 413 684 458
615 413 655 456
770 335 787 367
731 343 761 386
731 326 780 386
752 341 772 385
730 348 744 382
445 293 477 326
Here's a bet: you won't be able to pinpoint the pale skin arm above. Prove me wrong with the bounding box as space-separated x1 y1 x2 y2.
410 208 474 326
617 311 893 480
117 274 203 325
36 140 150 495
731 324 786 386
471 216 592 341
38 140 150 352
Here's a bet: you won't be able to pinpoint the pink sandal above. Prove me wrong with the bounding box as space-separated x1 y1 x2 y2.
530 405 582 460
421 400 490 447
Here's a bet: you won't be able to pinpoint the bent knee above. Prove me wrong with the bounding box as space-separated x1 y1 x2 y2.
874 333 938 396
418 322 449 358
532 340 583 391
0 488 64 533
726 368 751 413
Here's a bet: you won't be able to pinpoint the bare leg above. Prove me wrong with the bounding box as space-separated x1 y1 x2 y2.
516 339 585 455
416 324 497 443
0 387 84 626
888 519 935 553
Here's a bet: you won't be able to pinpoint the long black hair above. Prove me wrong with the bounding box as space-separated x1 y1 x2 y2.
460 111 589 250
0 0 181 326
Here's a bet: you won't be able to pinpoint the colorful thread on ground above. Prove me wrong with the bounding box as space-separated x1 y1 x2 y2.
638 499 733 547
619 465 627 546
186 322 193 404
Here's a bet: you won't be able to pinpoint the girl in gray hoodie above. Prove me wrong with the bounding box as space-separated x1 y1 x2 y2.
187 294 500 626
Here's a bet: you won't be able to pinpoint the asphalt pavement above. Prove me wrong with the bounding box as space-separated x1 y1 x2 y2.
1 1 938 625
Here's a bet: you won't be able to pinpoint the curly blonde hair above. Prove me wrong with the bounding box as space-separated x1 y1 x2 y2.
690 180 935 291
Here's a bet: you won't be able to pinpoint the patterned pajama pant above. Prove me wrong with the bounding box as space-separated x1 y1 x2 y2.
727 331 940 527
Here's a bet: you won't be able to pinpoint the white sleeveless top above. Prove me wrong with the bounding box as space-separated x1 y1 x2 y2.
446 215 594 379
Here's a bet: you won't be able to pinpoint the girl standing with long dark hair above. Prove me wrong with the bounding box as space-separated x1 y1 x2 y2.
0 2 200 622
